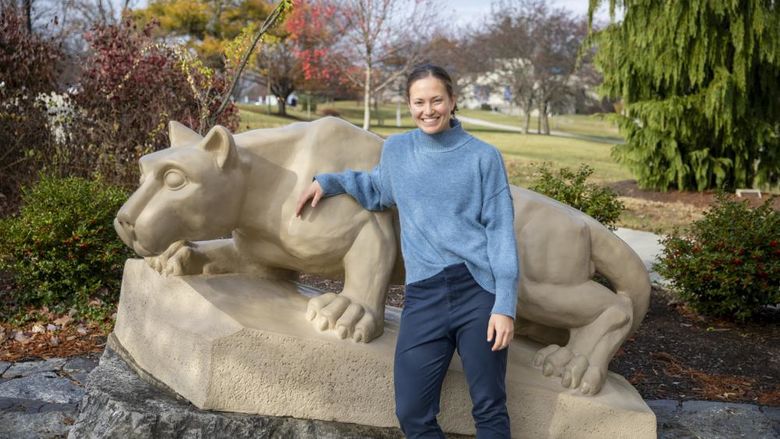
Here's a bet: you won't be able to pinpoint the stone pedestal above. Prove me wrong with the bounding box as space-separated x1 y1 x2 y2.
110 259 656 438
69 345 414 439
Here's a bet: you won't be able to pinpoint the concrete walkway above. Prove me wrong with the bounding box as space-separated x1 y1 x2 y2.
457 115 625 144
615 227 668 285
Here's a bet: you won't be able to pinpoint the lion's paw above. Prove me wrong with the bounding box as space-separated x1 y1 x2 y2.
306 293 379 343
145 240 199 276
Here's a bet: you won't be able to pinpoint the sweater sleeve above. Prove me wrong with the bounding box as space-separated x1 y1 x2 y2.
482 150 519 318
314 149 395 212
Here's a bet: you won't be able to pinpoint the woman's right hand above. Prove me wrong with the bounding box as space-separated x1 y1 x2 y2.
295 180 324 218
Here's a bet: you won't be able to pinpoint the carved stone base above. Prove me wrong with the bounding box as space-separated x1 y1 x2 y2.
112 259 656 438
69 344 414 438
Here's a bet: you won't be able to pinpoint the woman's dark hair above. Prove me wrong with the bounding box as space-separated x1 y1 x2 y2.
406 63 458 115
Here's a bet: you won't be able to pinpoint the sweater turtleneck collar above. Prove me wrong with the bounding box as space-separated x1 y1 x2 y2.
412 118 472 152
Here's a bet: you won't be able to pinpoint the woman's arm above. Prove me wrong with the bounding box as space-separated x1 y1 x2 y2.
480 148 520 350
483 186 519 351
483 186 520 319
314 164 394 211
295 157 394 217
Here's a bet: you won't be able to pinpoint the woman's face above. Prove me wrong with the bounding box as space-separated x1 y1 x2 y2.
408 75 456 135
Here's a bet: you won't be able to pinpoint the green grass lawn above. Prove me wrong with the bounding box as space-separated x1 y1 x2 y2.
458 109 623 142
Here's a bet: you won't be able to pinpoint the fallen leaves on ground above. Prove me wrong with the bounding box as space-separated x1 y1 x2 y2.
0 315 109 362
651 351 778 405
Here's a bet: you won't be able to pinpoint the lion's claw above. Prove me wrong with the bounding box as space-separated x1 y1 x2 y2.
306 293 379 343
145 240 196 276
535 344 608 395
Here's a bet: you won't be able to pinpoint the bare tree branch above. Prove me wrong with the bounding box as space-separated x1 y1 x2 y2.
206 0 291 128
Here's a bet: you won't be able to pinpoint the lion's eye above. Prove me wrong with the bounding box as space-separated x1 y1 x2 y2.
163 169 187 190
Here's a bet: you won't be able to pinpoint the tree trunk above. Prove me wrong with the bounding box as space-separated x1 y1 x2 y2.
23 0 32 33
542 101 550 135
537 102 542 134
374 93 383 126
363 66 371 130
523 96 533 134
277 98 287 116
209 0 224 37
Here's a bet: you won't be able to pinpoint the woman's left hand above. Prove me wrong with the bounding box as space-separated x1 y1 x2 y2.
487 314 514 351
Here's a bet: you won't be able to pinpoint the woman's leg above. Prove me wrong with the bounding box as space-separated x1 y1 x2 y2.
451 266 511 438
394 272 455 439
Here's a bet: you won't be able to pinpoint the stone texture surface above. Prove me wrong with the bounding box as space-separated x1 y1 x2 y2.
0 353 98 439
0 372 84 404
2 358 66 379
648 400 780 439
63 357 99 385
113 259 656 439
69 347 426 439
0 409 77 439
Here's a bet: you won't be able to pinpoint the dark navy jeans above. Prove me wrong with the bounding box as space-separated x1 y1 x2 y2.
394 262 510 438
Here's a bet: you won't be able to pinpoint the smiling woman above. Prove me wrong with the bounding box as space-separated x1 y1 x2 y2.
296 63 518 438
406 67 457 134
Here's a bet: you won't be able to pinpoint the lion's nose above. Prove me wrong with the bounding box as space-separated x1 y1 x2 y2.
113 217 134 248
116 203 134 225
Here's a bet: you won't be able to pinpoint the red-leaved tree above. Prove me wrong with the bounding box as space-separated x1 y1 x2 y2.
68 19 239 187
284 0 344 96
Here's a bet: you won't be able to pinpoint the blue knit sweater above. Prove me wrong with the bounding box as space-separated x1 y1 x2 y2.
315 120 519 318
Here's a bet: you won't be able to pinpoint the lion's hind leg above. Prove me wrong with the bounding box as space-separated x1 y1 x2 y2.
569 288 633 395
519 207 636 395
523 278 633 395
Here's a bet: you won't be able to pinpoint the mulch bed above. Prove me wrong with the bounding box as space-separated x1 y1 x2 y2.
611 287 779 405
608 180 780 210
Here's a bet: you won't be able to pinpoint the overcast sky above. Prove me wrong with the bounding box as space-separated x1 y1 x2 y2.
446 0 614 27
116 0 611 25
445 0 597 20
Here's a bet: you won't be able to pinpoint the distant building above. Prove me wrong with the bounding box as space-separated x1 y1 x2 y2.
458 59 605 115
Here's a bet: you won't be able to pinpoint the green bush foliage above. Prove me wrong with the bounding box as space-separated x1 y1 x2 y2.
655 195 780 321
530 163 625 230
0 176 133 321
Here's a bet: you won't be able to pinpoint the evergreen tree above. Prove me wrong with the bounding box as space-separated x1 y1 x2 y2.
588 1 780 191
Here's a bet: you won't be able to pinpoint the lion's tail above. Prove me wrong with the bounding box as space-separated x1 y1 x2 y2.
587 220 652 334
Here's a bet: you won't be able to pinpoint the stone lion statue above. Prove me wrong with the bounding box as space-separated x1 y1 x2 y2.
113 117 650 396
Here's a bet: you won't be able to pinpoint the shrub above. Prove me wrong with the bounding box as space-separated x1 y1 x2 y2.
655 194 780 321
319 108 341 117
530 163 625 230
296 93 318 112
0 176 133 321
66 19 239 188
0 8 63 210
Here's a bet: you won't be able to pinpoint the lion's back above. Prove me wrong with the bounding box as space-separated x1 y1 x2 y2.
235 117 385 173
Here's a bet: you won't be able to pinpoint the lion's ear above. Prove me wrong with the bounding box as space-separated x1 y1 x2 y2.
169 121 203 148
200 125 236 168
